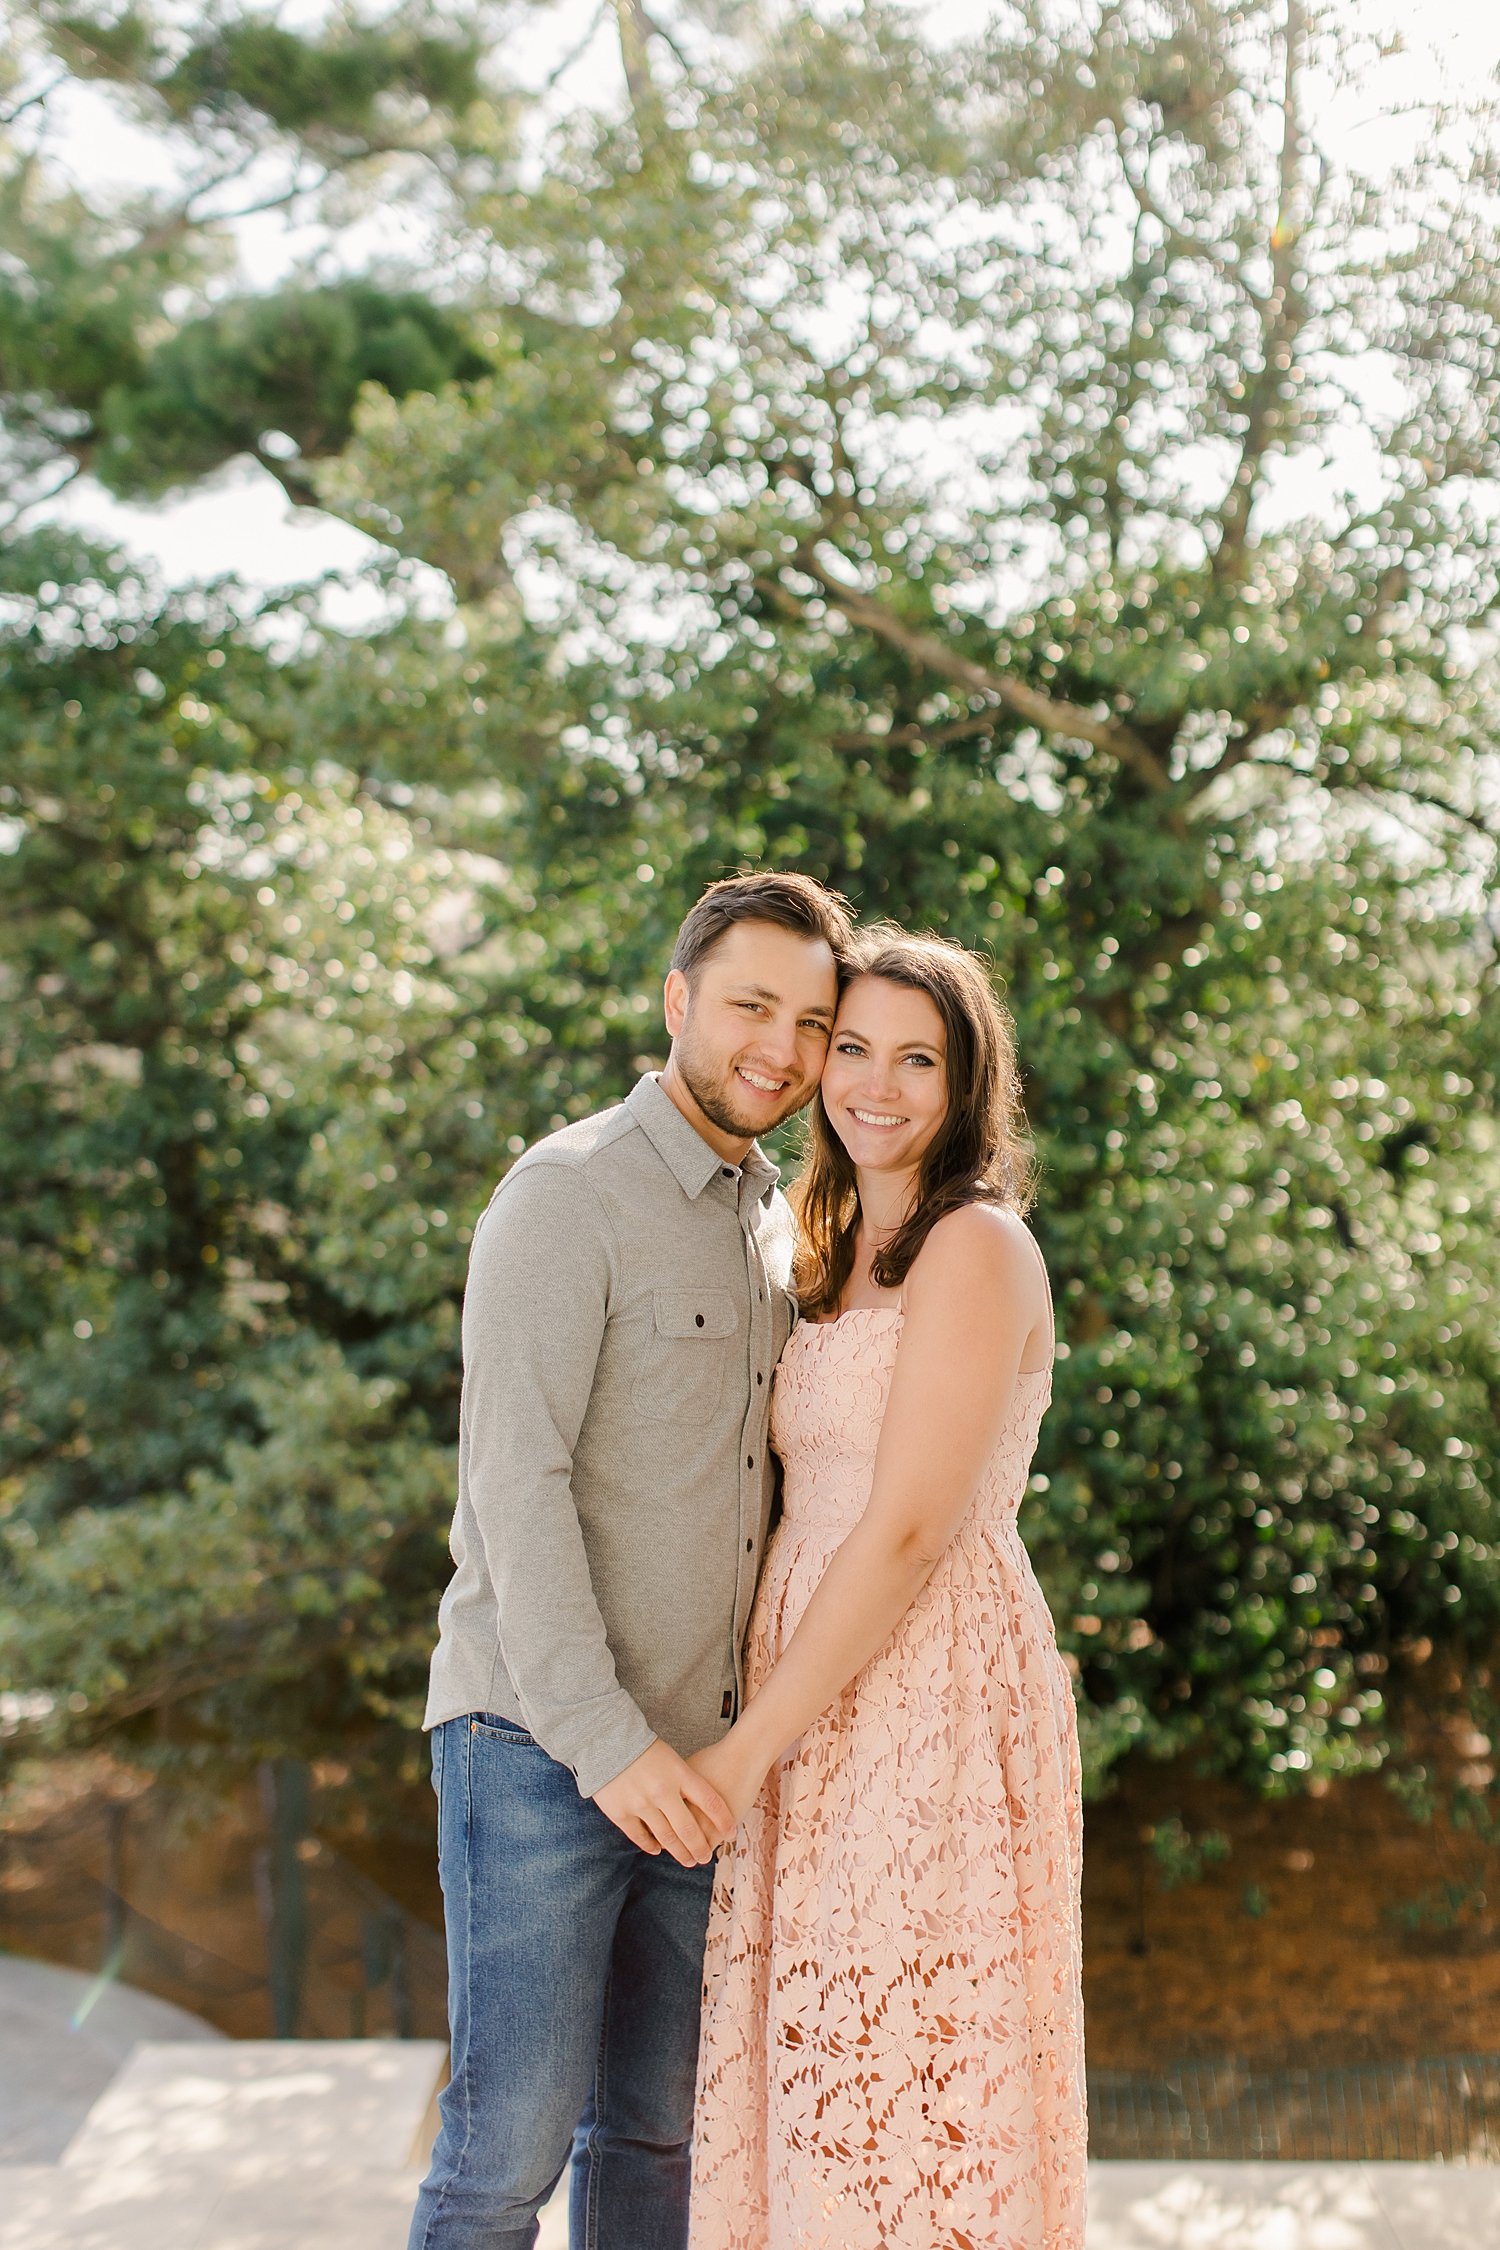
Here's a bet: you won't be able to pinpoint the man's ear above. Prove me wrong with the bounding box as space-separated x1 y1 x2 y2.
663 967 690 1038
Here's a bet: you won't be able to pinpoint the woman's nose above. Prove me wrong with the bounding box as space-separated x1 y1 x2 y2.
858 1059 899 1101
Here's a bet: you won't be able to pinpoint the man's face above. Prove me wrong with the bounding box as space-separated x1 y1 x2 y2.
663 920 840 1142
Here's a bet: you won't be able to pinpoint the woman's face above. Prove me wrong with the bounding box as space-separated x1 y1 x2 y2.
820 974 949 1177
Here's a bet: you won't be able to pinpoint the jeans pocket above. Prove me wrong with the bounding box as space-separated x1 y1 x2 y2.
470 1712 535 1744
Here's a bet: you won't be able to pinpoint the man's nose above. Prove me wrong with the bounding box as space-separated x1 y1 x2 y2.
757 1014 802 1070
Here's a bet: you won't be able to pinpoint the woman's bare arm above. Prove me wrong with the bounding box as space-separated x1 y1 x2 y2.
691 1204 1047 1819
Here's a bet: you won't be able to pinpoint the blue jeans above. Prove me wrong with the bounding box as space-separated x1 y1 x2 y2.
407 1715 715 2250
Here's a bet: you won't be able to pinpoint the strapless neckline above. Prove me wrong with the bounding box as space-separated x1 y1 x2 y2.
793 1306 1052 1380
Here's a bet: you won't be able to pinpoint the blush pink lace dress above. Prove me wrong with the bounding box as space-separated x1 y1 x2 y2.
690 1301 1086 2250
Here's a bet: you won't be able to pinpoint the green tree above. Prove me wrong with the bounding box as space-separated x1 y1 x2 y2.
1 0 1496 1806
0 2 491 513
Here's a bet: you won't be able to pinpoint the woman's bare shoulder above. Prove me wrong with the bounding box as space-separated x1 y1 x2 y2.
907 1202 1040 1302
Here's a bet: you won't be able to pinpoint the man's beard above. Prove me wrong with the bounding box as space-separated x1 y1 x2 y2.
675 1035 808 1140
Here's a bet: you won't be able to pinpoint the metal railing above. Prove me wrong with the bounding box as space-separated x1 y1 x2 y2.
0 1771 447 2042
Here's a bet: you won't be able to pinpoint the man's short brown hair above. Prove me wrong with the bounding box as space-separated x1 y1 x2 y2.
671 871 855 983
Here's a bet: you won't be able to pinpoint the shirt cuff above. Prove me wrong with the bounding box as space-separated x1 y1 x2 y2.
555 1703 659 1801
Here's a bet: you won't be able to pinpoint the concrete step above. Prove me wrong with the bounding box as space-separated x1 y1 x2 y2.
59 2038 446 2183
0 2162 425 2250
0 1953 223 2164
0 2038 446 2250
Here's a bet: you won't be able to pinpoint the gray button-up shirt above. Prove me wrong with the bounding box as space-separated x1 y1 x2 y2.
424 1074 796 1798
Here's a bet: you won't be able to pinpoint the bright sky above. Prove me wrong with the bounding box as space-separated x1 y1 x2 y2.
35 0 1500 597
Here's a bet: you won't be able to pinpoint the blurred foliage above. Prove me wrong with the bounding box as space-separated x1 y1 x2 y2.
1147 1814 1231 1892
94 287 492 502
0 0 1497 1808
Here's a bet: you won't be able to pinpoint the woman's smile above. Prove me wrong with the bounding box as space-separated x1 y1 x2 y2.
821 975 950 1179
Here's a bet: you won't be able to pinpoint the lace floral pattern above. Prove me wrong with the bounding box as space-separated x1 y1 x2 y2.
691 1309 1086 2250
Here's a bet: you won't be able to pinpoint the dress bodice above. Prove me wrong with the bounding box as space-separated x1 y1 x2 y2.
770 1307 1051 1546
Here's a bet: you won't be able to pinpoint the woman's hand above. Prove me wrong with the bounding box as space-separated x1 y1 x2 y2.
688 1728 771 1832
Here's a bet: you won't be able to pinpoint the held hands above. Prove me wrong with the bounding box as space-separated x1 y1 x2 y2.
592 1740 733 1866
687 1727 771 1831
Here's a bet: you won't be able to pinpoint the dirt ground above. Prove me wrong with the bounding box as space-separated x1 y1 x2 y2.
1080 1754 1499 2068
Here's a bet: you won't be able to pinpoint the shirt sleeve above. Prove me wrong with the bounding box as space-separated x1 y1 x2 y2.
459 1157 657 1798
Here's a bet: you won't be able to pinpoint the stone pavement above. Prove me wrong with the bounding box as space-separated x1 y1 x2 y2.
443 2147 1500 2250
1084 2162 1500 2247
1 1956 1495 2249
0 1951 223 2165
0 2034 446 2250
537 2162 1500 2247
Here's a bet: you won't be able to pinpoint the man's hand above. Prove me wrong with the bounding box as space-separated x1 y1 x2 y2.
592 1740 733 1865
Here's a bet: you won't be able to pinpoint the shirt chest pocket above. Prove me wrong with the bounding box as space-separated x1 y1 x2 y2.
633 1289 739 1424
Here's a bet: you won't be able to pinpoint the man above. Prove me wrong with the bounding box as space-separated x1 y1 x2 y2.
409 871 853 2250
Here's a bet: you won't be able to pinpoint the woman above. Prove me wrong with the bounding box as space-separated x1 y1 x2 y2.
688 927 1086 2250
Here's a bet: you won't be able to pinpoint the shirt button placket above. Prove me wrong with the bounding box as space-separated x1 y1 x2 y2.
747 1180 780 1685
736 1203 765 1697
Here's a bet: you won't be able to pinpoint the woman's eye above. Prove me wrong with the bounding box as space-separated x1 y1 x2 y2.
835 1041 864 1056
905 1054 935 1068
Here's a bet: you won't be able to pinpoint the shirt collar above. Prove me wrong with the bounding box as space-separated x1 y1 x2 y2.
626 1074 780 1206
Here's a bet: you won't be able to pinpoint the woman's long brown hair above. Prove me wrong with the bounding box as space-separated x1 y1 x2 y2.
791 926 1035 1319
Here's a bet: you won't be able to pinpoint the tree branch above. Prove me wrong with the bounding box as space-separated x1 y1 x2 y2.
1114 124 1252 293
830 713 999 755
638 1 692 75
4 457 83 533
131 163 324 259
614 0 658 113
1 72 68 128
1211 0 1309 587
546 2 609 89
1190 670 1327 795
787 552 1174 792
1362 776 1500 852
